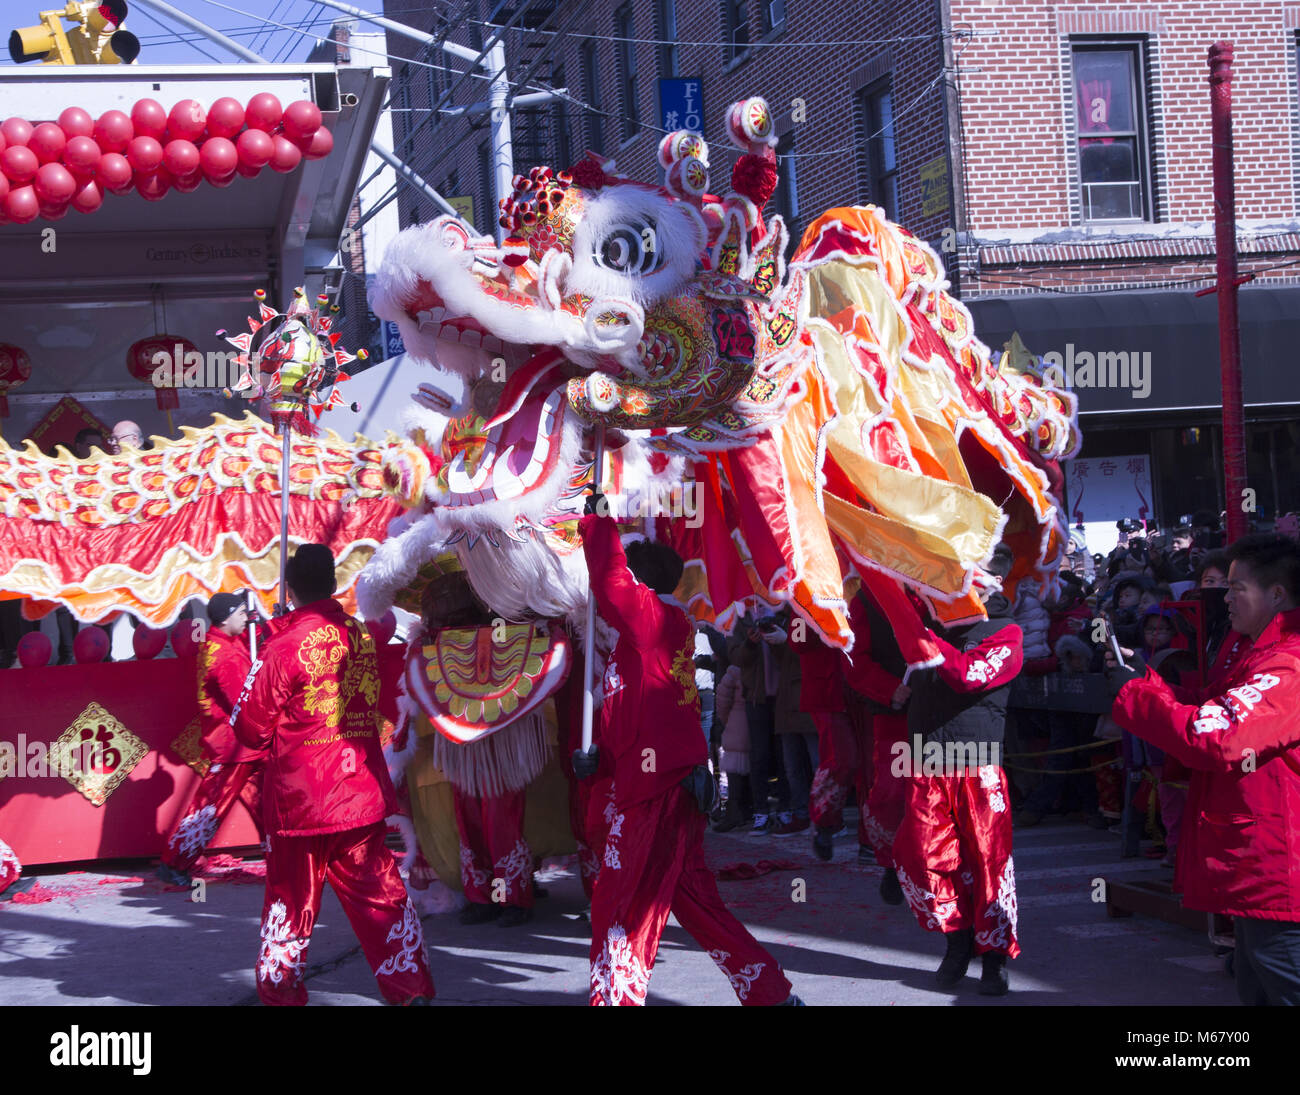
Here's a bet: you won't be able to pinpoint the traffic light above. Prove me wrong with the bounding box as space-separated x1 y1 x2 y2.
9 2 140 66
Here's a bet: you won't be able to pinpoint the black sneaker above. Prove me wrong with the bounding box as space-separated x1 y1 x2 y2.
497 905 534 928
857 844 873 865
458 901 502 925
978 951 1009 996
812 827 834 862
935 929 974 987
879 867 904 906
777 993 806 1005
155 863 191 887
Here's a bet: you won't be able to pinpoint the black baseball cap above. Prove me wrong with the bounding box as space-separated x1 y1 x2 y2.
207 592 247 626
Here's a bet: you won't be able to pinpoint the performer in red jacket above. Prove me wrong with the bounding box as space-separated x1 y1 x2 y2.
892 579 1023 996
1110 534 1300 1005
839 592 911 903
232 544 435 1006
157 592 264 885
575 502 799 1006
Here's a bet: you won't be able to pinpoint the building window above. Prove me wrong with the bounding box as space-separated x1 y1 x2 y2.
761 0 785 36
723 0 749 62
1072 43 1150 222
615 6 639 142
656 0 679 77
773 131 798 246
858 81 898 219
581 41 603 153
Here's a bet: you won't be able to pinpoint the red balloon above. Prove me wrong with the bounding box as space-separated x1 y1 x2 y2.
236 128 273 168
130 98 168 141
0 174 8 203
205 97 245 140
29 122 67 165
207 169 237 189
162 139 200 179
58 107 95 138
304 127 334 161
127 136 163 174
235 161 261 178
166 99 206 142
63 135 101 177
132 625 168 660
3 185 38 223
98 152 133 193
0 129 5 157
366 610 398 646
73 626 110 664
269 134 302 174
17 631 52 669
170 620 199 658
136 170 171 201
2 145 39 185
172 172 202 193
0 118 33 147
72 179 103 213
245 93 283 133
94 109 133 154
199 136 238 179
34 162 76 204
282 100 323 141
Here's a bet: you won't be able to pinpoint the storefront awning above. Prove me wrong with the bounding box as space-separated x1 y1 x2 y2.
966 286 1300 416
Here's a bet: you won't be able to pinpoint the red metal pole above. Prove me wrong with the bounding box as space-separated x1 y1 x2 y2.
1209 42 1248 543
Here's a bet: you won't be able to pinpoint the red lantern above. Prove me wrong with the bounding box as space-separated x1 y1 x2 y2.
0 343 31 417
127 334 197 411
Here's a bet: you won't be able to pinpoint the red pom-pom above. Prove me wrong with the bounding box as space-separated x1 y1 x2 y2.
568 159 607 191
731 152 778 211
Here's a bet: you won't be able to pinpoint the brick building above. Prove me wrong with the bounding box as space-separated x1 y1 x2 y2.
376 0 1300 525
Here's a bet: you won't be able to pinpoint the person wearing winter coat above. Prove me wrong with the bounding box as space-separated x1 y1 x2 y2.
1109 535 1300 1005
713 664 752 831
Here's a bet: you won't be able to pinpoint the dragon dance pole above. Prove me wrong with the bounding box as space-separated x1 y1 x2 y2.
581 422 607 752
277 422 292 615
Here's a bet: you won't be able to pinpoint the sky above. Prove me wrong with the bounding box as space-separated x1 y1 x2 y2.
0 0 345 66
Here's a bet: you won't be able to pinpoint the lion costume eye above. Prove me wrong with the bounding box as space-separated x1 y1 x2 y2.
592 219 664 275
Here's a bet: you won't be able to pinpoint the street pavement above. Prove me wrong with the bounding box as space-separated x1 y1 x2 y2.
0 812 1238 1006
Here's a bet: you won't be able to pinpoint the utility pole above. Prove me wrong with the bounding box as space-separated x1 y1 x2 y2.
313 1 565 245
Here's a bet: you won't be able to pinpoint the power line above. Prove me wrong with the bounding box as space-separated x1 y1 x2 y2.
130 2 228 65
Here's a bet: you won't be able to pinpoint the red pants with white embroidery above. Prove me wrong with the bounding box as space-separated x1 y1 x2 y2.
256 821 435 1006
808 710 870 833
862 712 909 869
892 768 1020 958
0 838 20 895
452 786 533 908
588 782 793 1006
161 760 264 874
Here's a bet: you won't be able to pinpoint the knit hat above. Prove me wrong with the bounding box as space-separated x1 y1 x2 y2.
207 592 246 626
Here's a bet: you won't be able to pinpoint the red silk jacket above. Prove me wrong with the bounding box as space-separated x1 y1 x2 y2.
580 513 707 808
231 599 397 837
197 629 260 765
1113 606 1300 921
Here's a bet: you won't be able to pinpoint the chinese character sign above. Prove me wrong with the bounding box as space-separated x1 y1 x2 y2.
1066 454 1152 556
659 78 704 133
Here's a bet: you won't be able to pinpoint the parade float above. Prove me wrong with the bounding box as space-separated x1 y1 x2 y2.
0 86 1081 882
